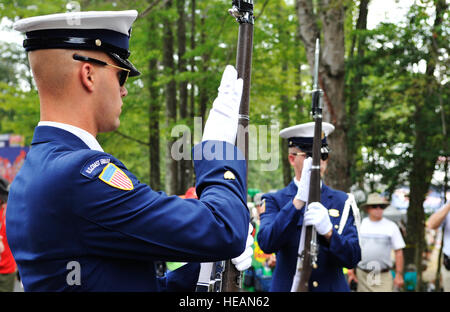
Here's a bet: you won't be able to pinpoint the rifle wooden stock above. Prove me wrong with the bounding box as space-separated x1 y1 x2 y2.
222 1 254 292
235 22 253 162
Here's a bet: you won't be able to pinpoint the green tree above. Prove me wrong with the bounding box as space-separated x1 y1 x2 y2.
353 0 449 290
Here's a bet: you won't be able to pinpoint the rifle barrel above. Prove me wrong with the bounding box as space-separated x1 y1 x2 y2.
294 38 322 292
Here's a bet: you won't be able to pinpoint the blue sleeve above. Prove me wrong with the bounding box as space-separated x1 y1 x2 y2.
75 141 249 263
157 262 201 292
321 209 361 268
257 194 301 254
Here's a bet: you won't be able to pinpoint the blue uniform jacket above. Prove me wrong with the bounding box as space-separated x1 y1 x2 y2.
257 181 361 292
6 126 249 291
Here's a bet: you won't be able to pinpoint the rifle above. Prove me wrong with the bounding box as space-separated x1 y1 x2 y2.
195 0 254 292
223 0 255 292
293 38 322 292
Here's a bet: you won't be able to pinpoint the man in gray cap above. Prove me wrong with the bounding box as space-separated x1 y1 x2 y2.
347 193 405 292
6 10 252 291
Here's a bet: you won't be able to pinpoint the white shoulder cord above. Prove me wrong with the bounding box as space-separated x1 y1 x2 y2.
338 193 361 246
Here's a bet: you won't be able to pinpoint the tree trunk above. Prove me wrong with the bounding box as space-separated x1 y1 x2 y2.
406 0 447 291
346 0 369 187
148 16 161 190
294 30 304 125
406 98 437 290
198 15 210 128
280 61 292 186
177 0 192 195
275 7 294 187
295 0 349 191
319 0 348 191
163 0 178 195
189 0 196 124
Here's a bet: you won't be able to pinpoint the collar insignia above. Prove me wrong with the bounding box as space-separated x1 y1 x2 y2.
224 170 236 180
329 209 340 218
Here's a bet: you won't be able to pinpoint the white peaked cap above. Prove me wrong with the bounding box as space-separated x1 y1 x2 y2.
279 122 335 139
13 10 138 36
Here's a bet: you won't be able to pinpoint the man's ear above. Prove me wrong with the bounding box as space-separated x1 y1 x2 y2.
79 63 95 92
288 153 296 166
320 159 328 177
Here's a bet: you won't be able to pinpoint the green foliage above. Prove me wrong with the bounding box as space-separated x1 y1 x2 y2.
0 39 38 143
346 1 449 195
1 0 448 198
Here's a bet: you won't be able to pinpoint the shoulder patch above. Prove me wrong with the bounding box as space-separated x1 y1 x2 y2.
81 156 111 179
99 163 134 191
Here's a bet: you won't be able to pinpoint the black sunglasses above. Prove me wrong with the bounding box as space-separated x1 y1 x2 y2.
368 205 385 209
290 152 307 157
291 151 329 161
72 54 130 86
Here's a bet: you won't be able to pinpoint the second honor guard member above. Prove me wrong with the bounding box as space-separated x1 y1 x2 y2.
257 122 361 291
6 10 252 291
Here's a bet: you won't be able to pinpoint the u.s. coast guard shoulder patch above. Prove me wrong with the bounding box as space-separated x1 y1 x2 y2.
81 156 111 179
99 163 134 191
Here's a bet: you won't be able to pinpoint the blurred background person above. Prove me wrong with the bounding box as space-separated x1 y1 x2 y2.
427 201 450 292
0 177 17 292
348 193 405 292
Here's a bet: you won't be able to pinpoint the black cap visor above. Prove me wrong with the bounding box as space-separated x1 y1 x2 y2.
108 52 140 77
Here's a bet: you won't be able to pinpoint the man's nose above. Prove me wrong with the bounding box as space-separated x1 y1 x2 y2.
120 86 128 97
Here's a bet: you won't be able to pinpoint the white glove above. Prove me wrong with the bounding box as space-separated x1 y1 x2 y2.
231 223 254 271
294 157 312 203
202 65 243 145
303 202 332 236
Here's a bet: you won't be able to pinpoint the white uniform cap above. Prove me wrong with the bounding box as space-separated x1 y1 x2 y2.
13 10 140 76
279 122 335 158
279 122 335 140
13 10 138 36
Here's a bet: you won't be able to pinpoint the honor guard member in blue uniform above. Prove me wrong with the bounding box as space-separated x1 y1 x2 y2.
6 10 253 291
257 122 361 291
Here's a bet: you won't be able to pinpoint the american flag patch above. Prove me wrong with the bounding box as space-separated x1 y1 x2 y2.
99 163 133 191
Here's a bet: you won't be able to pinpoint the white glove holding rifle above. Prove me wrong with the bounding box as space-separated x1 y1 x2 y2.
293 156 332 237
202 65 244 145
304 202 332 236
294 157 312 205
231 223 254 271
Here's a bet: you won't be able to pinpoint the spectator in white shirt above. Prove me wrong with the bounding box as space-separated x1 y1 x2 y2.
427 201 450 292
347 193 405 291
